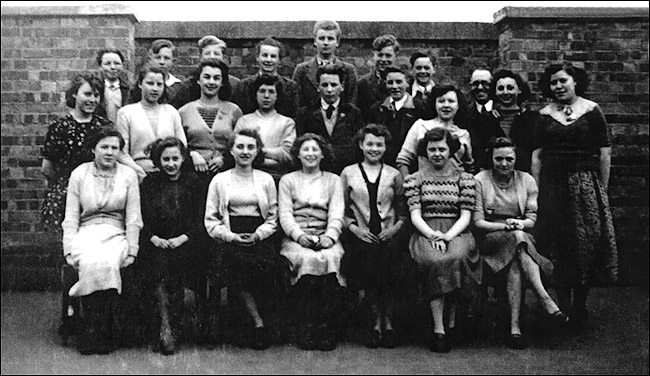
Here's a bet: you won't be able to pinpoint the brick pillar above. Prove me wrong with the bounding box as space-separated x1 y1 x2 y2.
495 7 649 285
1 5 137 290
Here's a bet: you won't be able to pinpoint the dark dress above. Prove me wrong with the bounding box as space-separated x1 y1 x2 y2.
534 100 618 286
41 114 113 229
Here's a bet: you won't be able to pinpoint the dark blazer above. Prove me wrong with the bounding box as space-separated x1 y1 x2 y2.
368 94 426 166
459 104 537 172
95 72 130 121
292 57 358 109
295 101 363 174
230 74 299 118
406 79 436 120
357 70 388 123
170 74 241 109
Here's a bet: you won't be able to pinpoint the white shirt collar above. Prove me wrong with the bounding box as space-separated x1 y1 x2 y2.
166 73 182 87
321 98 341 110
104 79 120 90
411 81 434 97
476 99 493 113
391 95 408 111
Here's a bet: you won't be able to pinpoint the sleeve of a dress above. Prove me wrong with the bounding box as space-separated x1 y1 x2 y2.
473 177 485 223
204 177 236 242
278 175 305 242
340 168 357 229
591 104 611 147
124 170 143 257
61 168 82 257
254 176 278 241
403 173 421 212
41 120 64 161
396 121 419 169
325 176 345 241
115 108 144 178
458 173 476 212
523 173 538 223
232 105 243 127
264 118 296 165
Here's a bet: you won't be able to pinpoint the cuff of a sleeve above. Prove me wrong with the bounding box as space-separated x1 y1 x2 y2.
324 228 340 242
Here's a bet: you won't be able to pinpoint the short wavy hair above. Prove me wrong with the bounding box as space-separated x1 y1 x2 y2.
227 128 266 169
539 62 590 98
316 62 347 85
255 37 285 59
192 58 232 101
198 35 227 54
490 69 531 105
290 133 335 172
416 127 461 158
249 74 285 110
430 84 467 121
372 34 400 53
136 65 169 103
65 72 104 108
95 48 125 67
409 49 436 67
150 39 175 54
355 123 393 159
313 20 341 40
149 137 188 170
88 129 125 150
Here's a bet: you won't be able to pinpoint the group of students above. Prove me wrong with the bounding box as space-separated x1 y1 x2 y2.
41 20 618 356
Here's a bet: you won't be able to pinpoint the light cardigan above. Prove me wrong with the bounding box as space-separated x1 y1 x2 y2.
116 102 186 172
234 110 296 172
340 163 407 232
204 169 278 242
396 117 474 172
62 162 143 257
473 170 538 223
279 171 344 242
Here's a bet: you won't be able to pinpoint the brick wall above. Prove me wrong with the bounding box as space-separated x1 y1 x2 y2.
1 5 648 289
496 7 649 286
1 5 137 290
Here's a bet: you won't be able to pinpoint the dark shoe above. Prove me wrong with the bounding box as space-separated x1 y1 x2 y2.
506 333 527 350
429 333 450 353
251 327 271 350
544 309 570 327
380 329 397 349
318 325 337 351
364 329 381 349
298 324 318 351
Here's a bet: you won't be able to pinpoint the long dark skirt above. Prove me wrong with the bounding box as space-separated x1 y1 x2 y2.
537 169 618 286
216 216 280 290
343 234 403 292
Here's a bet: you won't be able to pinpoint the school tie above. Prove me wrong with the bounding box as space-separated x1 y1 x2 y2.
325 105 334 119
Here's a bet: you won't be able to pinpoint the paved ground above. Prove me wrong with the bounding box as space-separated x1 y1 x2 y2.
1 287 648 375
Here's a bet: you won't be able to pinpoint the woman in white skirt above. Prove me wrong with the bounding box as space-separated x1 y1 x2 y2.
62 129 142 354
278 133 345 351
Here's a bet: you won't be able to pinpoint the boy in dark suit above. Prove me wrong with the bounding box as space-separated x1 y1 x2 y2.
295 63 363 174
292 20 358 108
231 37 299 118
357 34 400 123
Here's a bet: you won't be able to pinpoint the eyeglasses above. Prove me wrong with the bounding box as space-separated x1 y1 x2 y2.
471 80 491 88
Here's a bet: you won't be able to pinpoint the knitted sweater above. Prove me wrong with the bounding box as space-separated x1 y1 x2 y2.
404 169 475 218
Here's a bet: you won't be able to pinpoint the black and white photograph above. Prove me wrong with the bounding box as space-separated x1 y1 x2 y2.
1 1 648 374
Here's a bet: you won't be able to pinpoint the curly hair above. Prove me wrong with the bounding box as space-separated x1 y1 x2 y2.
290 133 335 172
355 123 393 153
372 34 400 53
148 137 188 170
490 69 531 105
539 62 590 98
416 127 461 158
227 128 266 169
65 72 104 109
430 84 467 121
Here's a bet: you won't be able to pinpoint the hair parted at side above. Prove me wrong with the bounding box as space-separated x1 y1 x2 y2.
88 129 125 150
490 69 531 104
316 62 346 84
193 58 232 101
228 128 266 169
539 62 590 98
290 133 335 172
313 20 341 39
416 127 461 157
372 34 400 53
150 39 174 54
65 71 105 108
409 49 436 67
136 65 169 103
198 35 227 53
149 137 187 170
255 37 285 58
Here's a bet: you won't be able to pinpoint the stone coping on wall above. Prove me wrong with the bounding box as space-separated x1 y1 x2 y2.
494 6 649 24
0 4 138 23
134 21 498 40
